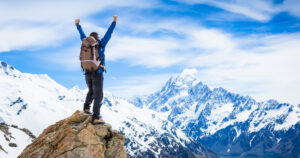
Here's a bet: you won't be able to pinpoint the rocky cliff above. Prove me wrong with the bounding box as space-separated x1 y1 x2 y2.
18 111 127 158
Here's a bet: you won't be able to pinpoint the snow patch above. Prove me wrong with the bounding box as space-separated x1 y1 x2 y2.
205 103 234 135
274 105 300 131
233 126 241 142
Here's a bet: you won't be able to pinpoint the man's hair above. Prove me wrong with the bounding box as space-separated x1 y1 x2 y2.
90 32 98 39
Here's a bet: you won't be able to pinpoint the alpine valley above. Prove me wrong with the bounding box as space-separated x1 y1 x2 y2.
0 60 299 158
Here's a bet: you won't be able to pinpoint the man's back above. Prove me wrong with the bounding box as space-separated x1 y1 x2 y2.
75 17 116 73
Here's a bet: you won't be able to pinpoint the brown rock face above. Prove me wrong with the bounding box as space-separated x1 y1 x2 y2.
18 110 127 158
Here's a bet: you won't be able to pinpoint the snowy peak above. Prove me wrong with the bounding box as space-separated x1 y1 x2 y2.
69 85 81 92
172 68 200 87
178 68 199 81
132 69 210 110
0 61 14 72
0 60 67 93
0 61 21 77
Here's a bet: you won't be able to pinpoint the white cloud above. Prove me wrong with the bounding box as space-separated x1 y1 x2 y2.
178 0 300 22
105 19 239 68
281 0 300 18
107 36 187 68
0 0 156 52
177 0 279 21
105 73 176 99
105 17 300 104
0 23 73 52
36 47 81 71
0 0 153 23
185 31 300 105
75 16 300 104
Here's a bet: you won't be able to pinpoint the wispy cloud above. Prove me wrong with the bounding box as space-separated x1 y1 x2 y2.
106 18 300 104
281 0 300 18
0 0 157 52
185 31 300 104
177 0 278 21
0 23 73 52
36 47 80 71
107 36 187 68
36 15 300 104
177 0 300 22
105 73 176 99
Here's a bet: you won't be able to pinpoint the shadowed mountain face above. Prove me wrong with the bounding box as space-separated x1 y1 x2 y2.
132 69 300 158
18 111 127 158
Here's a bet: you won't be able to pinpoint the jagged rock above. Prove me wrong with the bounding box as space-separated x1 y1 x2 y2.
11 125 18 128
18 110 127 158
8 143 17 147
0 123 10 136
0 144 7 153
18 127 36 139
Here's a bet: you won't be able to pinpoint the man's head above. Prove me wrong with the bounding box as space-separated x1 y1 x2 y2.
90 32 99 39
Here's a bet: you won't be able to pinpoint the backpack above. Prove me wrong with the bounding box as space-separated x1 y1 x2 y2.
79 36 101 72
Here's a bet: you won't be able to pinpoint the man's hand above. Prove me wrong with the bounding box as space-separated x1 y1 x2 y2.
113 15 117 22
75 19 80 25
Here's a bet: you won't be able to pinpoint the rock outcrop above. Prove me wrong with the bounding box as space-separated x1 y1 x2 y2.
18 110 127 158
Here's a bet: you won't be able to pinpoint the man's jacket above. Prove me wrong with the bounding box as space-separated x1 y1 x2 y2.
76 22 116 73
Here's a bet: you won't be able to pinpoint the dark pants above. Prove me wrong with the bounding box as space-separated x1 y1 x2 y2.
83 72 103 119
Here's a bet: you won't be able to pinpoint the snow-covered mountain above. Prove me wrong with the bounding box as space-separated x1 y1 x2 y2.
132 69 300 158
0 61 85 135
3 59 298 158
0 61 217 158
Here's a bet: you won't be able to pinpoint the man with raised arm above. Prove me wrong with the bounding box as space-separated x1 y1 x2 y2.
75 16 117 124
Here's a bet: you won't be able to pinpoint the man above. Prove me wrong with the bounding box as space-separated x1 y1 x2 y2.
75 16 117 124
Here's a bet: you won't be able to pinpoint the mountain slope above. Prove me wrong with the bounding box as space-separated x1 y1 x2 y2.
132 69 300 158
0 61 217 158
0 123 35 158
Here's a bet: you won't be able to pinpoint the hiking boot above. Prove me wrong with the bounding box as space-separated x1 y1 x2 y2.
84 109 92 115
92 117 105 125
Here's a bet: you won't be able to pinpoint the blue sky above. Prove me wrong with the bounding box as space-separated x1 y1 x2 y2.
0 0 300 104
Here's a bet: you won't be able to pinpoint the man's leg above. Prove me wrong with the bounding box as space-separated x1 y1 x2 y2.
92 72 104 119
83 72 93 111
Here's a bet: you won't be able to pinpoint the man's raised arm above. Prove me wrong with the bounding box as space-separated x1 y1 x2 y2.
75 19 86 40
101 15 117 47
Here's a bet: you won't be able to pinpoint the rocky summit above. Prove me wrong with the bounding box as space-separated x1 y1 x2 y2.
18 110 127 158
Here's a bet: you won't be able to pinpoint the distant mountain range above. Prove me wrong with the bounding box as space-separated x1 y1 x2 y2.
132 69 300 158
0 60 217 158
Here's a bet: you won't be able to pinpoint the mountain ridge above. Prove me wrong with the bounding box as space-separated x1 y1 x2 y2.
132 68 300 157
